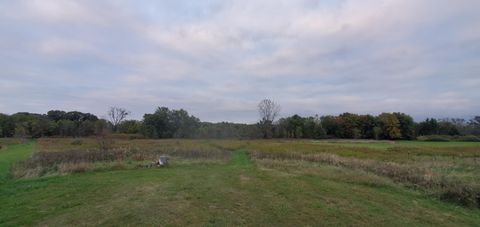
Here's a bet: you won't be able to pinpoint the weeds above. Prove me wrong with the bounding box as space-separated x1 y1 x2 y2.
70 139 83 146
11 141 232 178
14 138 480 208
250 150 480 208
0 138 25 148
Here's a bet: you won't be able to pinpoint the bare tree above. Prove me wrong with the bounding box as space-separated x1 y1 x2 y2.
108 107 130 132
257 99 281 138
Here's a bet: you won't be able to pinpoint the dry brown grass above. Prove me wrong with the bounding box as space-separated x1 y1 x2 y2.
0 138 25 150
37 138 230 152
250 150 480 208
12 139 233 178
17 138 480 208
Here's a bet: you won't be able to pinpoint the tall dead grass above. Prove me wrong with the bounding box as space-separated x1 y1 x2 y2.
10 145 232 178
0 138 25 149
249 150 480 208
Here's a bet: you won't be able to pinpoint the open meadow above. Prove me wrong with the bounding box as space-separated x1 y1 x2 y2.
2 0 480 226
1 138 480 226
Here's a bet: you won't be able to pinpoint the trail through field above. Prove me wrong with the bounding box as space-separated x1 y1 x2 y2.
1 142 480 226
0 141 34 182
228 149 254 168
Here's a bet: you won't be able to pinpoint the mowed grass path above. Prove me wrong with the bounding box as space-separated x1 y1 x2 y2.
1 143 480 226
0 141 34 182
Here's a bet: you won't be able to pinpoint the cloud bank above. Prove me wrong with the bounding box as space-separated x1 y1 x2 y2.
0 0 479 122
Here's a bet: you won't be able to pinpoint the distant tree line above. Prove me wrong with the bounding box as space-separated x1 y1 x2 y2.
0 105 479 140
0 111 108 138
273 113 480 140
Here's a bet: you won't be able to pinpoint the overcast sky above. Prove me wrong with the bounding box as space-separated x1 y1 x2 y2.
0 0 479 123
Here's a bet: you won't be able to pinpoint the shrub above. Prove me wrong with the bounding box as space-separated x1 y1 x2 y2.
96 137 115 150
71 139 83 145
58 162 93 173
28 149 127 168
438 177 480 208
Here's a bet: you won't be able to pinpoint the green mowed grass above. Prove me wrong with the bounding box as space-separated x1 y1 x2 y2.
1 142 480 226
0 141 34 182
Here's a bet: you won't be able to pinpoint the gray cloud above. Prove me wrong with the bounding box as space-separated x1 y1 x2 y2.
0 0 479 122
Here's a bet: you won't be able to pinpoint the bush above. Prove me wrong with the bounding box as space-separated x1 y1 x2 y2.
70 139 83 145
28 149 127 167
58 162 92 173
439 178 480 208
97 137 115 150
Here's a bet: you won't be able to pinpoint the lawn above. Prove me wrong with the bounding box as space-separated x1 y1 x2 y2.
0 139 34 182
0 139 479 226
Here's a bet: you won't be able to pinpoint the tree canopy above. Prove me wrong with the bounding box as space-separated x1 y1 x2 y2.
0 106 478 140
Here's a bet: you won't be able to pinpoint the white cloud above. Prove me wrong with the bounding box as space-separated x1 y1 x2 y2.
0 0 479 122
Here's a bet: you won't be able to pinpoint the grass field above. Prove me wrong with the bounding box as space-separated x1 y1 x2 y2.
1 138 480 226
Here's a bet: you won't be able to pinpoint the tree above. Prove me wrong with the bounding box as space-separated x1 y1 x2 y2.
0 114 15 137
14 124 27 138
47 110 66 122
358 115 376 139
304 115 325 139
335 113 361 139
373 126 382 140
377 113 401 139
64 111 98 122
142 107 172 138
118 120 142 134
195 122 260 139
468 116 480 135
393 112 415 139
437 120 460 136
274 118 289 138
0 111 100 138
31 117 54 138
142 107 200 139
58 120 76 137
284 114 304 138
108 107 130 132
302 117 316 138
257 99 280 139
171 109 200 138
78 120 96 136
275 115 325 139
418 118 439 135
447 118 468 135
320 115 337 137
